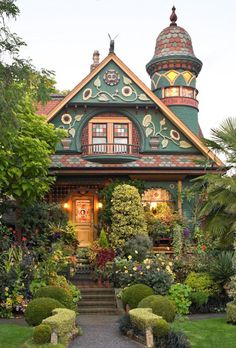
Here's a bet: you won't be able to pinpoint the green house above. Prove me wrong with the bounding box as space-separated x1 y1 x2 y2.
37 8 222 246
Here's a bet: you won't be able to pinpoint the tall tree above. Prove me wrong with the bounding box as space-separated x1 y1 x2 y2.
194 117 236 245
0 0 55 144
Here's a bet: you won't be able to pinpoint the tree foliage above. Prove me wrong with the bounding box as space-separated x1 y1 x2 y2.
0 1 65 205
110 184 147 247
193 117 236 245
0 0 56 144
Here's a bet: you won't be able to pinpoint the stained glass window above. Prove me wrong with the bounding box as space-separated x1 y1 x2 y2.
114 124 128 137
182 87 194 98
164 87 179 97
92 123 107 137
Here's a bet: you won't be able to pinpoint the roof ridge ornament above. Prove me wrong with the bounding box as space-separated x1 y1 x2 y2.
170 6 177 26
108 33 119 54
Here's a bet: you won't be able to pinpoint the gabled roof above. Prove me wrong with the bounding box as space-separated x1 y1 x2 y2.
47 53 223 167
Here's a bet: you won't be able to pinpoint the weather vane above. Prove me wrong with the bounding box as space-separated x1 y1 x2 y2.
108 33 119 54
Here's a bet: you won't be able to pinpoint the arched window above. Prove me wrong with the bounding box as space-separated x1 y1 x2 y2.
142 188 175 218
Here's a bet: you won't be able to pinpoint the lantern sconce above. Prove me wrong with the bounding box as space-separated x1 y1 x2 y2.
63 202 69 210
98 202 103 209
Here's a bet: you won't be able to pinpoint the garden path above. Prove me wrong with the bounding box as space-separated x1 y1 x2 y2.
69 314 142 348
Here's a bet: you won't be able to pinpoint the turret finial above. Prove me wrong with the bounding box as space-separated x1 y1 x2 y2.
108 33 119 54
170 6 177 26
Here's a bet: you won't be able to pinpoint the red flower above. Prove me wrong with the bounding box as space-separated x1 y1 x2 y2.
9 227 13 231
201 244 207 251
13 230 16 234
3 235 7 239
22 237 27 242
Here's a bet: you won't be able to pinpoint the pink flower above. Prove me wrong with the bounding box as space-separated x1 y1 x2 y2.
22 237 27 242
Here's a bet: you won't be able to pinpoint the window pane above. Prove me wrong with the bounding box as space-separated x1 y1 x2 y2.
92 123 107 137
92 137 106 153
114 124 128 137
165 87 179 97
182 87 194 98
114 138 128 153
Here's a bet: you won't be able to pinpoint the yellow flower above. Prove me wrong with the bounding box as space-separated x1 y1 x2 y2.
146 265 150 269
156 268 160 271
5 287 9 292
140 272 143 275
124 270 128 274
169 262 173 266
134 250 138 254
128 255 132 260
133 267 137 271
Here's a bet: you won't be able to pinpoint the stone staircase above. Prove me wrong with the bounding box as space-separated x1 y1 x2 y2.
78 287 118 314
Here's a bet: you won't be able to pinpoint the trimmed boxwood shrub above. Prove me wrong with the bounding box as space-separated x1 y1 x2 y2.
25 297 65 326
138 295 176 322
152 318 170 337
35 286 74 309
226 301 236 324
33 324 51 344
121 284 154 309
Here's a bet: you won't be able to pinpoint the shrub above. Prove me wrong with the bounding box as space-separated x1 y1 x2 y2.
110 184 147 248
138 295 176 322
43 308 77 344
25 297 65 326
152 318 170 337
121 284 154 309
129 308 162 332
35 286 74 310
168 283 192 315
98 228 109 248
123 234 152 262
226 302 236 324
190 291 209 307
210 251 234 284
185 271 219 306
113 255 174 294
33 324 51 344
48 274 81 305
154 330 191 348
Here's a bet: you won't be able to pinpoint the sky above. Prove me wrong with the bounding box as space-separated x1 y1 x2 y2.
10 0 236 137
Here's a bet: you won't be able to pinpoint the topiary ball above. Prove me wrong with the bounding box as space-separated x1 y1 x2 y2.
25 297 65 326
152 318 170 337
33 324 51 344
138 295 176 322
122 284 154 309
35 286 74 309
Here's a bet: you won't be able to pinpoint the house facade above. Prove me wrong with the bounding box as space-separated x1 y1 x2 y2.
37 8 222 246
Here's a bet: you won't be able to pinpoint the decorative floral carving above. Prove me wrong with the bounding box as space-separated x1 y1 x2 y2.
59 113 84 138
142 115 192 149
103 69 120 86
82 75 150 103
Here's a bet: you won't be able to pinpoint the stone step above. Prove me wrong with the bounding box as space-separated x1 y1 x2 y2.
78 307 118 314
79 300 116 307
81 294 115 301
80 288 115 294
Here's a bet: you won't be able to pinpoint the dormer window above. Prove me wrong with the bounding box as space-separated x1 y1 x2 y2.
81 114 140 162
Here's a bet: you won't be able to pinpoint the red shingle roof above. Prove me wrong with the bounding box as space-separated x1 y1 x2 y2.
37 100 62 115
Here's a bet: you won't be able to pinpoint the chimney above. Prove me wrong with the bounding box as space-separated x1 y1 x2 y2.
90 50 100 72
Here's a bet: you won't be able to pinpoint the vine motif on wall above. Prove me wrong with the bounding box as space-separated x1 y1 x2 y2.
142 114 192 149
59 113 84 138
82 75 150 102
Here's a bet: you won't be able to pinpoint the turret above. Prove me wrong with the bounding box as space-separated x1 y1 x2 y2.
146 7 202 134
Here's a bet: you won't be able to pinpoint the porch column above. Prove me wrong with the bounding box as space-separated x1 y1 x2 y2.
177 180 183 217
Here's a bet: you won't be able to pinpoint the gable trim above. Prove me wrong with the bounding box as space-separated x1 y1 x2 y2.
47 53 223 167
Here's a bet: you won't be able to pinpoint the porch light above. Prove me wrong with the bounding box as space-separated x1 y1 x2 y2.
98 202 103 209
63 202 69 209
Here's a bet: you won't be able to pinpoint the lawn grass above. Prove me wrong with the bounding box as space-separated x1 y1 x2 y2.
0 324 33 348
172 318 236 348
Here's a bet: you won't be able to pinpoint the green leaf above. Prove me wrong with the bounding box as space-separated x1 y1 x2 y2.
138 93 150 101
179 140 192 148
98 93 109 102
123 76 132 85
94 76 101 88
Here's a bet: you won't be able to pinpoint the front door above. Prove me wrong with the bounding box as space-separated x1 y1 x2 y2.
72 196 94 246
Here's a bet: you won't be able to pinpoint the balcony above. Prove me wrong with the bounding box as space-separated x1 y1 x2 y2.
81 143 140 163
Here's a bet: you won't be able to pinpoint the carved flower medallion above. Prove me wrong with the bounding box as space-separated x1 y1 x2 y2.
103 69 120 86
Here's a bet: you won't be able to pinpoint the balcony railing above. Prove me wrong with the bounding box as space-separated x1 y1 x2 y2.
82 143 140 156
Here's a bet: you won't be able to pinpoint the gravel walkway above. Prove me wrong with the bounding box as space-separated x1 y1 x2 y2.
69 315 143 348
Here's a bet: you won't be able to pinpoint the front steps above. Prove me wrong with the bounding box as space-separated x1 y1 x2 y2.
78 287 118 314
